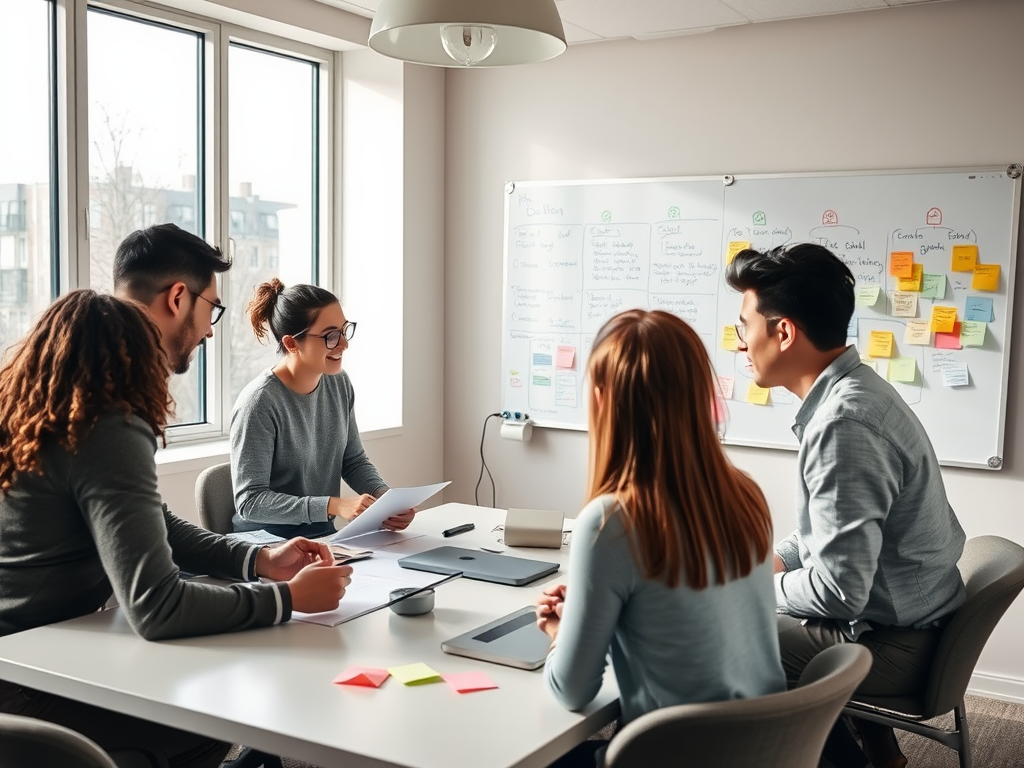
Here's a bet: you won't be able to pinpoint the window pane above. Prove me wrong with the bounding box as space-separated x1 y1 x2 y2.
228 44 317 405
87 9 204 425
0 0 53 362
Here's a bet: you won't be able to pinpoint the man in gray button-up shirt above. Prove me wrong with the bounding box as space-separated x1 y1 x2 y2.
727 243 966 768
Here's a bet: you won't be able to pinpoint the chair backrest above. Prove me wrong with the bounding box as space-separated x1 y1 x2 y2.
603 644 872 768
922 534 1024 717
0 713 118 768
194 461 235 534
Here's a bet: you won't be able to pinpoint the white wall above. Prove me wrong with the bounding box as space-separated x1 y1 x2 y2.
443 0 1024 700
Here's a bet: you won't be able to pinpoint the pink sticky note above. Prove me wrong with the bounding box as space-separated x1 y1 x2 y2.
333 666 390 688
441 671 498 694
934 322 963 350
555 346 576 369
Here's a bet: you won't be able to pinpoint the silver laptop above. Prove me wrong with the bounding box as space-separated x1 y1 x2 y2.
397 546 559 586
441 606 552 670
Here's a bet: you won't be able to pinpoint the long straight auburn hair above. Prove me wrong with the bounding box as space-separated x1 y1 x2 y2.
587 309 772 589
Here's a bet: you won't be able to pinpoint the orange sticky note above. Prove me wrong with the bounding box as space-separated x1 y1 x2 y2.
722 325 739 351
929 306 958 333
726 241 751 265
896 263 923 292
746 383 770 405
333 667 390 688
889 252 914 278
867 330 894 358
951 244 979 272
441 672 498 694
935 322 963 350
971 264 1000 291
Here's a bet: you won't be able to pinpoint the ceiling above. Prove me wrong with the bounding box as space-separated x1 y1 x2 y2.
313 0 954 46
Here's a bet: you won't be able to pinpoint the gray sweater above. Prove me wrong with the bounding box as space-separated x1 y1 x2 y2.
230 369 387 532
0 414 288 640
545 495 786 725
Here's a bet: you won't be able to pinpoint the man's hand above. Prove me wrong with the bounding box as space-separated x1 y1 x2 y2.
535 584 567 641
328 494 376 521
255 538 332 581
287 561 353 614
383 508 417 531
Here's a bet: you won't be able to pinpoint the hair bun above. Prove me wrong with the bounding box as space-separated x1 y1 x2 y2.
269 277 285 296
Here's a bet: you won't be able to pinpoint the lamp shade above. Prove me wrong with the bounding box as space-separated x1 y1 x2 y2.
369 0 567 68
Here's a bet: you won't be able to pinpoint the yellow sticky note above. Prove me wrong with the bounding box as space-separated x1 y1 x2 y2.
888 357 917 384
726 241 751 265
890 291 918 318
960 320 986 347
904 320 931 346
972 264 1000 291
896 263 924 292
929 306 958 333
867 330 895 358
722 325 739 351
951 244 979 272
889 252 914 278
388 663 442 685
746 383 770 405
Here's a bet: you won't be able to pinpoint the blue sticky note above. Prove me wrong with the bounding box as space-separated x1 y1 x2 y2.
965 296 994 323
847 316 858 337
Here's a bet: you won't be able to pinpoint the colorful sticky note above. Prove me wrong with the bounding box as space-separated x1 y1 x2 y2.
333 667 390 688
896 263 924 292
891 291 918 318
860 359 880 375
555 345 575 369
855 284 881 307
959 320 986 347
847 316 858 337
965 296 994 322
929 306 958 333
726 241 751 264
889 252 914 278
717 375 735 400
441 672 498 694
867 330 895 358
904 320 931 346
972 264 1000 291
722 325 739 351
935 322 963 350
941 363 970 387
388 663 442 685
951 244 979 272
920 273 946 300
888 357 917 384
746 383 770 405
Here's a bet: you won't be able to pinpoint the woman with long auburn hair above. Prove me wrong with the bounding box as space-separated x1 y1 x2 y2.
0 290 351 768
536 309 785 766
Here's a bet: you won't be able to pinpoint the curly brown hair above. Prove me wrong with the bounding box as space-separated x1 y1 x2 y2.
0 290 173 494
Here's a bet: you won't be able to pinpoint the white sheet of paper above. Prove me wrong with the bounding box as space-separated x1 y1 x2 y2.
330 481 451 542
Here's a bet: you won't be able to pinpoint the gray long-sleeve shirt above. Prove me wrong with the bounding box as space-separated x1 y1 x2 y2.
545 495 786 725
775 346 966 633
0 414 288 640
230 369 387 532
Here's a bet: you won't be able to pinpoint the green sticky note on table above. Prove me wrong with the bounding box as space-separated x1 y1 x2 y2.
888 357 917 384
960 320 987 347
920 273 946 300
388 663 442 685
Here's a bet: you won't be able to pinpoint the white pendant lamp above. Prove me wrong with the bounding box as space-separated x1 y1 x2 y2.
369 0 567 68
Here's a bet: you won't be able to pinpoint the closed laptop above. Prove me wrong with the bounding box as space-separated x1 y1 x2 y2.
397 546 559 586
441 606 551 670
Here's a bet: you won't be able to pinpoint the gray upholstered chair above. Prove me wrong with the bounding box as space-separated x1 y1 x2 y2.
602 643 872 768
0 713 168 768
843 535 1024 768
194 462 235 534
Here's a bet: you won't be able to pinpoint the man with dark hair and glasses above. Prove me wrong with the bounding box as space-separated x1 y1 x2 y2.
114 223 230 374
726 243 966 768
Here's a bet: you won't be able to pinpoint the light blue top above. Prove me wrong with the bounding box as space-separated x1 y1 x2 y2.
545 495 786 725
775 345 966 634
230 368 387 533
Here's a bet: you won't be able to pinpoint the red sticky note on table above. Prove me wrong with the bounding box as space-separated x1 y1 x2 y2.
934 322 963 350
333 666 390 688
441 671 498 694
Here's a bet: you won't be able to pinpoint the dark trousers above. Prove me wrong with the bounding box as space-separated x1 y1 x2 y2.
0 679 230 768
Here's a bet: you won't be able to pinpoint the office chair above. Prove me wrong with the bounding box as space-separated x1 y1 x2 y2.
0 713 170 768
602 644 872 768
843 535 1024 768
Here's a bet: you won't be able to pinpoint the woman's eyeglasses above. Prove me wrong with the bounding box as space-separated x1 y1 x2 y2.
295 321 357 349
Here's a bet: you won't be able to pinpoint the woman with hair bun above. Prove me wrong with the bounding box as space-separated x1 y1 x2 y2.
231 279 413 538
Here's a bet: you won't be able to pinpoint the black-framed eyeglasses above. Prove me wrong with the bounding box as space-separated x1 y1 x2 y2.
295 321 357 349
190 291 226 325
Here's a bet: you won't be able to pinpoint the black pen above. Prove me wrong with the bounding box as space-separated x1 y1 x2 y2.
442 523 475 537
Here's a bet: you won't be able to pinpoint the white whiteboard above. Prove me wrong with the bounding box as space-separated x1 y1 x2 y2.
501 167 1022 470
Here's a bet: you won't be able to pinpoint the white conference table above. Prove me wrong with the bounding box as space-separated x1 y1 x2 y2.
0 503 619 768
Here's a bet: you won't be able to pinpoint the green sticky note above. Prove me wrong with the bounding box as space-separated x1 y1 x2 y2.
921 273 946 300
960 320 987 347
856 284 880 307
888 357 917 384
388 663 443 685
